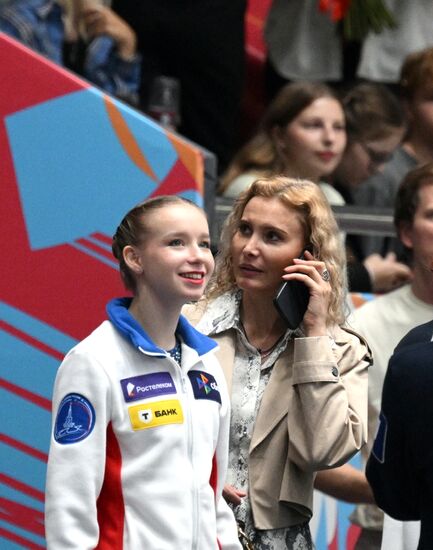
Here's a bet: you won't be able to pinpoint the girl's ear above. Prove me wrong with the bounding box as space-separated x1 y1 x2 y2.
123 245 143 275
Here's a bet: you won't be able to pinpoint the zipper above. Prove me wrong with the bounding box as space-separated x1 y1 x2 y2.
138 347 201 547
179 362 199 549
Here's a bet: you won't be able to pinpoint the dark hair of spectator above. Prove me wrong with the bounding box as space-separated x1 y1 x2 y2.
394 162 433 234
343 83 405 142
400 47 433 100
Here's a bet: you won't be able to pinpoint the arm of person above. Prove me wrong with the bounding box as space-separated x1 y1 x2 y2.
288 328 371 471
366 356 420 521
45 349 110 548
363 252 412 293
81 5 137 60
314 464 375 504
282 254 371 471
80 5 141 103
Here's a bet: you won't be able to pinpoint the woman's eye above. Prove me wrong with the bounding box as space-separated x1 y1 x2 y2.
303 121 322 129
266 231 281 242
169 239 183 246
199 241 211 249
238 222 251 235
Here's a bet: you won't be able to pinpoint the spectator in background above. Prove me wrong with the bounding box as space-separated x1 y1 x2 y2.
334 83 405 200
264 0 344 100
355 46 433 258
357 0 433 88
315 163 433 550
332 82 411 293
219 81 347 203
111 0 246 174
0 0 140 105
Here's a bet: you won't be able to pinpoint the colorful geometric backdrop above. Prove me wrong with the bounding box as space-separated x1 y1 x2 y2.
0 29 374 549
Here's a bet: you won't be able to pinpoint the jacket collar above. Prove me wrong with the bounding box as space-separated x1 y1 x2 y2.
197 290 303 338
107 297 217 357
195 291 242 336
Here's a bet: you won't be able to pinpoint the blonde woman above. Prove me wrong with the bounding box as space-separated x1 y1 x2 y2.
185 176 370 549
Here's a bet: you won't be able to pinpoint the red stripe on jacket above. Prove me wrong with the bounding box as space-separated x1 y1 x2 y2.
96 423 124 549
210 453 222 550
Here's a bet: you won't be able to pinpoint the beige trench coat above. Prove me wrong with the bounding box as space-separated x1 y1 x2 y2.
184 302 371 530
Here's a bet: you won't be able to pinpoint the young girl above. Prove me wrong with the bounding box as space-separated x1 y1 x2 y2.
45 196 241 549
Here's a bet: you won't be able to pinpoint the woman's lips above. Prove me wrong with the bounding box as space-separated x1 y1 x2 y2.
317 151 336 162
179 272 205 285
239 263 262 274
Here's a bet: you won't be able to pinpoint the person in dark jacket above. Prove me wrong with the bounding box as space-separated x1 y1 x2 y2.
366 318 433 550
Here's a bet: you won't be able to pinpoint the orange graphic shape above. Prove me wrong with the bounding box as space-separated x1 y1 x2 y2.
166 131 204 194
104 96 158 182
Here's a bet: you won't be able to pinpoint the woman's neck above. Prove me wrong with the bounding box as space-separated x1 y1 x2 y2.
128 292 181 350
282 161 321 183
240 290 287 351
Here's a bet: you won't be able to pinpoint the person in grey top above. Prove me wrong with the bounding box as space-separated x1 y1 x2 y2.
355 46 433 257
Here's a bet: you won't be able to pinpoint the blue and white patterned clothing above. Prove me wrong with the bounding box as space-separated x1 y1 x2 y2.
0 0 140 103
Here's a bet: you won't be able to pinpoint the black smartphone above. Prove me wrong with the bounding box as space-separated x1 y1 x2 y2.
273 248 312 329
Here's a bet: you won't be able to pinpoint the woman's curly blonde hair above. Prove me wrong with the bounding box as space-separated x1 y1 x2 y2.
207 176 348 325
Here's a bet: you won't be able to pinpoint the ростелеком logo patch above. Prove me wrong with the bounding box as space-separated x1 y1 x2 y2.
54 393 96 444
120 372 176 402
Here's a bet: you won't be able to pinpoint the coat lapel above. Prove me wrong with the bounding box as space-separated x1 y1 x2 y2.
214 332 236 396
250 345 294 451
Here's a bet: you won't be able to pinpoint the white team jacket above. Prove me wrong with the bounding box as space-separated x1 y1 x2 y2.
45 297 241 550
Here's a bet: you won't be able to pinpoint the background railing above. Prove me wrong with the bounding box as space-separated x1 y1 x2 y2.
210 196 396 245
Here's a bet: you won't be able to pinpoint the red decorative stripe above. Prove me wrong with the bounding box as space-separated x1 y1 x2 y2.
0 473 45 501
75 238 116 260
0 526 45 550
95 423 125 549
0 319 64 361
0 378 51 411
91 232 112 245
0 433 48 462
0 473 45 502
346 523 362 550
0 496 45 537
328 525 338 550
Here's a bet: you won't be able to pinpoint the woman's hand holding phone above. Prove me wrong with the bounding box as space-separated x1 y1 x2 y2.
281 250 331 336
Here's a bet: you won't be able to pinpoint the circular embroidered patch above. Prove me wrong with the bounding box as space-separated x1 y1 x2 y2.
54 393 96 444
